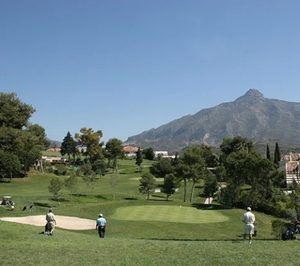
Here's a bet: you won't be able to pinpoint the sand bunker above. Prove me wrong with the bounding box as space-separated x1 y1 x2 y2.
0 215 95 230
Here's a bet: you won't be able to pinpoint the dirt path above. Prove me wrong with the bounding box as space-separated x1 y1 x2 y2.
0 215 95 230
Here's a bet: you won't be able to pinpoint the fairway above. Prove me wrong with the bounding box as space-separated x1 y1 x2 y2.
111 205 229 224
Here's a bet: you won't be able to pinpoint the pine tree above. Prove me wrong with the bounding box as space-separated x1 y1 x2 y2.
61 131 77 160
274 142 281 167
135 147 143 172
266 144 271 160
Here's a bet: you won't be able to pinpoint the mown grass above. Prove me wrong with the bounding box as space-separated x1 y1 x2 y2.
1 222 300 266
0 158 298 265
111 205 229 223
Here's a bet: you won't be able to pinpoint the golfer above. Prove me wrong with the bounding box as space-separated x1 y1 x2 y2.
96 213 107 238
242 207 255 244
45 208 56 236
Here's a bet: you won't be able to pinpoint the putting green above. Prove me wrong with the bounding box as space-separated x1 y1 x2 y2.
111 205 229 224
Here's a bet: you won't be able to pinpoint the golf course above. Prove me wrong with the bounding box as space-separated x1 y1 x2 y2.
1 158 300 265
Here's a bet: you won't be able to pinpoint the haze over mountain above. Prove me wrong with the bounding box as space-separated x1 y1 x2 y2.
125 89 300 152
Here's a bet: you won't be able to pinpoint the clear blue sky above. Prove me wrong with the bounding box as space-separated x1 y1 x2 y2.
1 0 300 143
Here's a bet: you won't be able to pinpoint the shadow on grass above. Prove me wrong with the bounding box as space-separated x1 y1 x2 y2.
148 198 170 202
139 237 276 242
0 179 11 183
72 193 87 197
152 194 165 199
138 237 241 242
33 201 52 208
191 203 231 211
95 195 108 200
124 197 138 200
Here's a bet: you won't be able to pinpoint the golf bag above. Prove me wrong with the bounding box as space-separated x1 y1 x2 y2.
282 227 296 241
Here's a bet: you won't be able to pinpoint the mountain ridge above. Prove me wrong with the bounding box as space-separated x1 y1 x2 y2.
125 89 300 152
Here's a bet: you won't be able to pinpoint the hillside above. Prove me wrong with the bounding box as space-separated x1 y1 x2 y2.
125 89 300 152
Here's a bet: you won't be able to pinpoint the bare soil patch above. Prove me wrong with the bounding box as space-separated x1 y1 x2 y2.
0 215 95 230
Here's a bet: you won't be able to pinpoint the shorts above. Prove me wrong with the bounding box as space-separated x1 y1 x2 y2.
244 224 255 234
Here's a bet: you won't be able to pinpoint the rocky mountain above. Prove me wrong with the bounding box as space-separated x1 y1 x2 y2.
125 89 300 152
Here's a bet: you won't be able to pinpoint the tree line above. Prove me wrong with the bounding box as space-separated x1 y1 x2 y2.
139 136 300 221
1 92 300 222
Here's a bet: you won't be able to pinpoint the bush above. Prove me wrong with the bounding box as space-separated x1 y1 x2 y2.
271 219 291 239
54 164 67 176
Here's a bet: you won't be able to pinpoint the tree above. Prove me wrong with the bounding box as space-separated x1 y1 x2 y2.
266 144 271 160
220 136 253 159
171 152 179 167
139 173 156 200
61 131 77 160
135 147 143 172
198 144 218 168
219 136 284 210
174 161 189 202
0 92 35 129
27 124 49 149
142 147 155 160
203 172 218 198
80 162 97 189
75 128 104 163
48 177 64 201
0 93 48 177
291 181 300 219
179 146 207 202
274 142 281 167
218 137 255 206
161 174 178 200
105 138 123 172
0 150 21 180
64 175 78 195
20 126 49 172
92 159 107 175
150 158 173 178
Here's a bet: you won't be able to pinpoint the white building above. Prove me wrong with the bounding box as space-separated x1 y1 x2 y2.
154 151 169 158
285 153 300 186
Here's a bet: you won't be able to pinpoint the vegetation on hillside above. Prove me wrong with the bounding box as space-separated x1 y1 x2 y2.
1 92 300 245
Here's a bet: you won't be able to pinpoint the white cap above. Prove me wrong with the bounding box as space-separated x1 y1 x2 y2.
247 207 251 211
99 213 103 217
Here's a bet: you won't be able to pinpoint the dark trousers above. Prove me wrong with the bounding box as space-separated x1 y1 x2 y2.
98 226 105 238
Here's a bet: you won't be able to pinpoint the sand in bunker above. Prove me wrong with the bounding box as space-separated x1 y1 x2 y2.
0 215 95 230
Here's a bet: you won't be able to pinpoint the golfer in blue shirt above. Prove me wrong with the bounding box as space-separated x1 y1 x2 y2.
96 213 107 238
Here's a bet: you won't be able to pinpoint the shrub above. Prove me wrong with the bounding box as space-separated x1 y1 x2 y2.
54 164 67 176
271 219 291 239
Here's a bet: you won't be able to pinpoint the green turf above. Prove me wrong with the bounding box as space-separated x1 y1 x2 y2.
0 158 297 265
111 205 229 223
0 222 300 266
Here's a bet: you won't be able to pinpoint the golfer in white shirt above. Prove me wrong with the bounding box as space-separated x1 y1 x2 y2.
242 207 255 244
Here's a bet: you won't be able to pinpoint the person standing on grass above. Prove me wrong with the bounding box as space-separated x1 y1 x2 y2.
96 213 107 238
45 208 56 236
242 207 255 244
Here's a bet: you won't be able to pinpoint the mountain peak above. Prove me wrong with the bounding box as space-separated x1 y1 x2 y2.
235 89 264 102
243 89 264 98
126 89 300 151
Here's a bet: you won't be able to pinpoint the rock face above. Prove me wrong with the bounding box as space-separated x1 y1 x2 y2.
125 89 300 152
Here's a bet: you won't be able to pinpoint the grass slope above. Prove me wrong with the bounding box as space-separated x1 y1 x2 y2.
112 205 229 223
0 158 297 265
1 222 300 266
